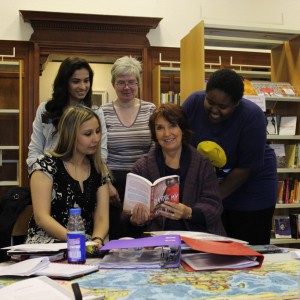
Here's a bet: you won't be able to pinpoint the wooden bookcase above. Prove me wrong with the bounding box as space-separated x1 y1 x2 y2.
0 61 23 191
178 20 300 245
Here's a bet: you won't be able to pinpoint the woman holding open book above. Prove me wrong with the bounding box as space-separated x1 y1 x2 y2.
182 69 277 245
26 106 110 247
127 103 226 237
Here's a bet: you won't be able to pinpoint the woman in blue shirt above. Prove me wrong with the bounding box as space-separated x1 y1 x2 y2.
182 69 277 245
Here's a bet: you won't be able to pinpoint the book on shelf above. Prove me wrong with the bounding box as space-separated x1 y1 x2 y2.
266 114 279 135
277 178 300 204
243 79 257 96
250 81 299 97
274 216 292 238
160 91 180 105
123 173 179 218
290 214 300 239
269 144 286 168
285 144 297 168
0 256 98 279
277 180 284 204
279 116 297 135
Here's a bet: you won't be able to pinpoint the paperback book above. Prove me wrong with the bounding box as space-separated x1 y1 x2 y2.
250 81 299 97
274 216 292 239
123 173 179 218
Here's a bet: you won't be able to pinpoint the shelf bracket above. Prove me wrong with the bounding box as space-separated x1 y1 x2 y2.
159 53 180 68
205 56 222 69
0 47 16 62
230 56 271 71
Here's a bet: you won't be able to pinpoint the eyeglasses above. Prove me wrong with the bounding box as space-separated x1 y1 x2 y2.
115 80 138 89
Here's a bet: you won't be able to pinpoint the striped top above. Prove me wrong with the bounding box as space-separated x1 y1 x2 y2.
102 99 156 171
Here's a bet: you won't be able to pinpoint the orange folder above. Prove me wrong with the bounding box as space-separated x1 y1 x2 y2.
181 236 264 272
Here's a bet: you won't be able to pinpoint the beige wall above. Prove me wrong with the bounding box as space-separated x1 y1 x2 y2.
40 62 116 104
1 1 300 48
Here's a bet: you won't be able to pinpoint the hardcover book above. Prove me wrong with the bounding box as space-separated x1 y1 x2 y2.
123 173 180 218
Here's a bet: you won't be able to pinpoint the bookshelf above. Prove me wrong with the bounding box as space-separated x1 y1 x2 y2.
178 20 300 246
0 60 23 193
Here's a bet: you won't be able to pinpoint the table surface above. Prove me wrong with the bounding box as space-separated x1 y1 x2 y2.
0 251 299 300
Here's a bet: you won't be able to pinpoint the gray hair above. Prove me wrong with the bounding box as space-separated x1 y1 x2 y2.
111 56 142 85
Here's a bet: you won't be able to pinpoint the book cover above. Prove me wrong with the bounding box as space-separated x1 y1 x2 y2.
285 144 296 168
266 114 279 135
277 180 284 204
123 173 180 218
279 116 297 135
274 216 292 238
250 81 299 97
243 79 257 96
269 144 286 168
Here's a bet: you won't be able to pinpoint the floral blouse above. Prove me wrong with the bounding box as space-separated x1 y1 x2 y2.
26 154 109 243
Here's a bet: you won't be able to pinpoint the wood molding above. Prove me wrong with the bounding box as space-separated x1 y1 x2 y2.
20 10 162 49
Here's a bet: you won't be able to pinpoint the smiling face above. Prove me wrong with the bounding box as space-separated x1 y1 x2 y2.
204 89 238 124
76 116 101 156
114 74 138 102
68 68 91 104
155 116 183 153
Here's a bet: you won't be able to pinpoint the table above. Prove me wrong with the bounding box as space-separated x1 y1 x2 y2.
0 252 299 299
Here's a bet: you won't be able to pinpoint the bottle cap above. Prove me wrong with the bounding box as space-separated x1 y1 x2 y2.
70 208 81 215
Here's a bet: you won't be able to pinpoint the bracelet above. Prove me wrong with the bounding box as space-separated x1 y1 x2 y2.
91 236 104 245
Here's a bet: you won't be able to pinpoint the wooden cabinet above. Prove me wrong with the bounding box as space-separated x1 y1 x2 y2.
0 61 23 190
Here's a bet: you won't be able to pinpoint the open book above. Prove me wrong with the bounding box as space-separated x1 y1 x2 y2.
123 173 180 218
0 256 98 279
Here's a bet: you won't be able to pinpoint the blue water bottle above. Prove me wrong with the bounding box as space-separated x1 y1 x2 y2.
67 208 86 264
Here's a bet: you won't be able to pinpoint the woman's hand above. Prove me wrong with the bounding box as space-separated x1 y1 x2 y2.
130 203 150 226
160 201 192 220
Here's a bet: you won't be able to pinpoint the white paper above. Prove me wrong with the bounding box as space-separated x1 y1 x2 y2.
0 276 73 300
244 95 266 112
148 231 248 244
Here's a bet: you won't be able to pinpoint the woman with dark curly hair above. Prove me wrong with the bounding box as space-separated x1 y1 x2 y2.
182 68 277 245
27 56 107 173
127 103 225 237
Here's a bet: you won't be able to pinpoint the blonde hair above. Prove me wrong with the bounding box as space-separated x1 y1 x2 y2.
111 56 142 85
50 105 108 176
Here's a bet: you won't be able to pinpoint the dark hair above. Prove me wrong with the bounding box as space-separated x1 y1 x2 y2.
149 103 192 146
45 57 94 130
206 69 244 104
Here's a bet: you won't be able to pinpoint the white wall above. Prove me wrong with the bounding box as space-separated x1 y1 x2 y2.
1 0 300 48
